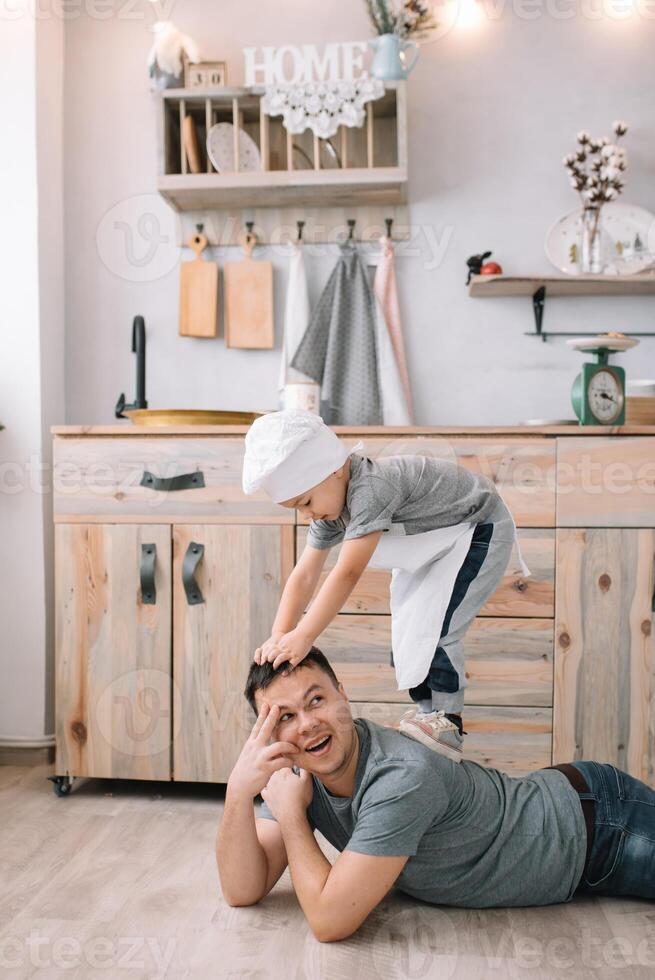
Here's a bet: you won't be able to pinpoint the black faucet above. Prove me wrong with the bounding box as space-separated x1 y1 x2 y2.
115 316 148 418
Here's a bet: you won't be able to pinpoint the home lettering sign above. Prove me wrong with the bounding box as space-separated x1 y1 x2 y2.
243 42 369 86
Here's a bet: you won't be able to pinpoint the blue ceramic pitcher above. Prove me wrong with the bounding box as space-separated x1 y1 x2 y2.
369 33 419 80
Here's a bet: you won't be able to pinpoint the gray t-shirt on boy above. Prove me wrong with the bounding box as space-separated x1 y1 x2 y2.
259 718 587 908
307 452 502 550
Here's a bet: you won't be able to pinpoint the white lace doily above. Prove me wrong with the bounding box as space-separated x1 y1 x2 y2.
261 78 385 139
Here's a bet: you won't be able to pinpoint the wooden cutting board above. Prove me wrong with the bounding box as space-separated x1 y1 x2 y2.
224 233 274 349
179 232 218 338
182 115 202 174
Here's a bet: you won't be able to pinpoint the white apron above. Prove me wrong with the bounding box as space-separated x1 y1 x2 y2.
367 501 530 691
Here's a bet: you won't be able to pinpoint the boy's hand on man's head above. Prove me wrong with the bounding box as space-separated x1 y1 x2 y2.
253 628 314 670
253 633 284 665
269 627 314 671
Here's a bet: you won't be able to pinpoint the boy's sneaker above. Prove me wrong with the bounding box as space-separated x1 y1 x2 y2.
399 708 464 763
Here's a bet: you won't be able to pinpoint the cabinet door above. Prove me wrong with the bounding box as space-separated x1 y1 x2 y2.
173 524 294 783
553 529 655 782
55 524 172 780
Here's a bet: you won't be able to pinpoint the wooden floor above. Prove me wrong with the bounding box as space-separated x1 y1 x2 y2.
2 765 655 979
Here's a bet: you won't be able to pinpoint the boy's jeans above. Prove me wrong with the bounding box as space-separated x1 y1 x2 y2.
571 761 655 899
403 498 515 714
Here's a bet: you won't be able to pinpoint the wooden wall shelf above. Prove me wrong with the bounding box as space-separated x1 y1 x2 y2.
468 274 655 340
158 167 407 211
157 83 407 215
468 274 655 298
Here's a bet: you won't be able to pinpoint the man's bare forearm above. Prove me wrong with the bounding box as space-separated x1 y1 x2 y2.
216 786 268 906
279 812 332 940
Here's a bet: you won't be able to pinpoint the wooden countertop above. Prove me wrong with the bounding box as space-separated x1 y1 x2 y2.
52 424 655 437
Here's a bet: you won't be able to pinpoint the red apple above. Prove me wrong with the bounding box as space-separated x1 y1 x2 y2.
480 262 503 275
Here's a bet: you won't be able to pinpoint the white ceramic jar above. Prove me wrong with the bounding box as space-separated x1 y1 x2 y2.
281 382 321 414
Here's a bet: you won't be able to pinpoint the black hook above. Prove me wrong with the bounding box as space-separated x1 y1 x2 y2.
297 220 305 242
347 219 356 241
385 218 393 239
245 221 255 245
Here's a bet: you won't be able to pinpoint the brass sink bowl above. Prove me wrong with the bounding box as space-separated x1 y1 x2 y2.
124 409 263 426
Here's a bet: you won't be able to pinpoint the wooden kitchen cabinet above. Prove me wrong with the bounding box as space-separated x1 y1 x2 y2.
55 523 173 781
557 437 655 527
54 520 292 786
52 424 655 788
172 523 294 782
553 528 655 783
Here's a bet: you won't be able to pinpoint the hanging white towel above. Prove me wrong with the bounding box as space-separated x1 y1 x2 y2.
278 244 313 393
373 235 414 423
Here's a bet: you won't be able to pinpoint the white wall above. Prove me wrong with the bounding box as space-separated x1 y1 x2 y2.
0 5 64 742
63 1 655 425
37 10 66 740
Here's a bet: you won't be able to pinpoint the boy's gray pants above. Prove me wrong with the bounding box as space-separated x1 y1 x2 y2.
391 498 516 714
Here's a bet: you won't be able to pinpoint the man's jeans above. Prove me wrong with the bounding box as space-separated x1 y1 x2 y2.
571 761 655 899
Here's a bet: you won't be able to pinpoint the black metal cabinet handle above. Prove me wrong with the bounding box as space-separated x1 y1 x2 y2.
140 470 205 492
140 543 157 605
182 542 205 605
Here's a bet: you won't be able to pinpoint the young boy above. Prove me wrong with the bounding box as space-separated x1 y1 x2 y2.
242 409 528 762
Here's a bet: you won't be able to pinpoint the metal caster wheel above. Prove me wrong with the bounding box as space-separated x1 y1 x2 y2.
48 775 73 797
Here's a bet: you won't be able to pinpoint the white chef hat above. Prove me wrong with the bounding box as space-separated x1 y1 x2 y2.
242 409 362 503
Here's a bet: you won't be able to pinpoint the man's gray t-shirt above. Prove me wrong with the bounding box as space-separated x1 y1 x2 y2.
259 719 587 908
307 453 502 550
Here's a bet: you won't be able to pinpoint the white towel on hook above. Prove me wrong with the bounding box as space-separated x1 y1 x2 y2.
278 244 313 393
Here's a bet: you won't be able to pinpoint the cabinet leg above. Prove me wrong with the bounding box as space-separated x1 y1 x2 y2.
48 775 73 797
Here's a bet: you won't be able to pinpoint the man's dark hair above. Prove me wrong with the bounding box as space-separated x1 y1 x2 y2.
243 646 340 716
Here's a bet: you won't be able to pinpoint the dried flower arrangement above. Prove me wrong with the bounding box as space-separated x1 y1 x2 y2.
562 121 629 272
563 121 628 207
365 0 437 39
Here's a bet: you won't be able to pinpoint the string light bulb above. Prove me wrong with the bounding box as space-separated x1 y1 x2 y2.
456 0 486 30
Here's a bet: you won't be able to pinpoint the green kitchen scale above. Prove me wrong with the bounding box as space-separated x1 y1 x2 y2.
566 333 639 425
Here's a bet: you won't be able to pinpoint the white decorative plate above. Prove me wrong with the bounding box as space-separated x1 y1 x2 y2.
206 123 261 173
545 202 655 275
565 335 640 353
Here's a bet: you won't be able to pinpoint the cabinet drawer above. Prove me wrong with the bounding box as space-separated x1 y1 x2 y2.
351 703 553 776
557 437 655 527
300 527 555 618
298 437 556 527
321 614 554 706
53 437 290 523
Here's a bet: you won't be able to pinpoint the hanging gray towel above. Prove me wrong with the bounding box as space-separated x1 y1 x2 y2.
290 241 383 425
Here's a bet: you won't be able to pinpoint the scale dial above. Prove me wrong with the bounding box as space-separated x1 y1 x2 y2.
588 369 624 422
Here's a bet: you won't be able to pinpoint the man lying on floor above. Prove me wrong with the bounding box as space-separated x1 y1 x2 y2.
215 647 655 943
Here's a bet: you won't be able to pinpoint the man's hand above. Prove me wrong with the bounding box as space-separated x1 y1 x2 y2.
261 767 313 825
228 702 299 800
